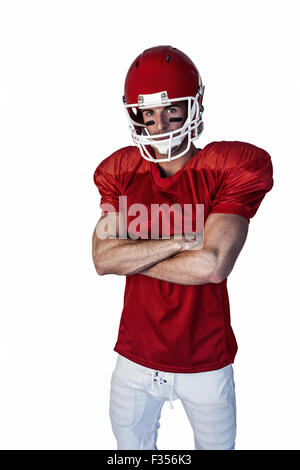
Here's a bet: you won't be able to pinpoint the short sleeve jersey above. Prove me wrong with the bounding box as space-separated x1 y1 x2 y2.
94 141 274 373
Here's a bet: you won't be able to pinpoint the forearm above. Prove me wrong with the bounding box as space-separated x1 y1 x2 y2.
95 237 184 276
139 246 218 285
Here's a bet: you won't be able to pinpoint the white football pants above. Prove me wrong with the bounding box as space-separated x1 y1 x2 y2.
109 354 236 450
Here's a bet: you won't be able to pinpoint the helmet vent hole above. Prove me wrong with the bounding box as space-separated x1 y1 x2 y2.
136 60 139 68
166 55 171 63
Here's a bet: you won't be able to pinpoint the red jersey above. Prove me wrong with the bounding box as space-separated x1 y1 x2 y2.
94 141 273 373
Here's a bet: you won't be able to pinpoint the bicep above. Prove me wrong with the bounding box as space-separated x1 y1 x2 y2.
203 212 249 281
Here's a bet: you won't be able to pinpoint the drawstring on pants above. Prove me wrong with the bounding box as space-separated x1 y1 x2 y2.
150 370 175 409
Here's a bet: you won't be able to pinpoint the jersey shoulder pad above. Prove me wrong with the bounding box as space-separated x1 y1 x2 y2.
95 145 140 177
201 140 271 171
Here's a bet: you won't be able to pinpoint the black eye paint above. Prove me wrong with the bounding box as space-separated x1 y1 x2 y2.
169 117 183 122
145 117 183 126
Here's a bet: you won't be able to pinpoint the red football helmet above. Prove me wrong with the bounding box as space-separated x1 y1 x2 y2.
123 45 205 162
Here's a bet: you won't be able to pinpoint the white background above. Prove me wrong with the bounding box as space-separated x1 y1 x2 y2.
0 0 298 450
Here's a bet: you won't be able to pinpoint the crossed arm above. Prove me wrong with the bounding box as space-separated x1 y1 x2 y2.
92 211 249 285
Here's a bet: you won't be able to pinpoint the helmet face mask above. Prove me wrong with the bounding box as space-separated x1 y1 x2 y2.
123 46 205 163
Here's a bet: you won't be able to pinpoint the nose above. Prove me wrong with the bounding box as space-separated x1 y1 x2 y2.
155 112 169 133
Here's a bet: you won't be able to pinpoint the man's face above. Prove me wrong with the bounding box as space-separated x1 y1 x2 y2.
140 101 187 138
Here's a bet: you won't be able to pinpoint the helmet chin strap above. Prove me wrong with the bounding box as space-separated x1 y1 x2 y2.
151 135 186 156
149 136 185 155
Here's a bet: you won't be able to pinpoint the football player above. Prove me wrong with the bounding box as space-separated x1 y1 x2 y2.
92 46 274 450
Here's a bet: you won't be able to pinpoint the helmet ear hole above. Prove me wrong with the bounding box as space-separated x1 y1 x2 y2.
128 107 143 124
136 109 144 124
126 107 145 136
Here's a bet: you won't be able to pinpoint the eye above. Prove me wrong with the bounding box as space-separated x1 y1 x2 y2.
167 107 178 113
144 110 153 117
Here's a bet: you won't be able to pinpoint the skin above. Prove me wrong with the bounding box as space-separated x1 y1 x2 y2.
141 101 200 177
92 103 249 285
